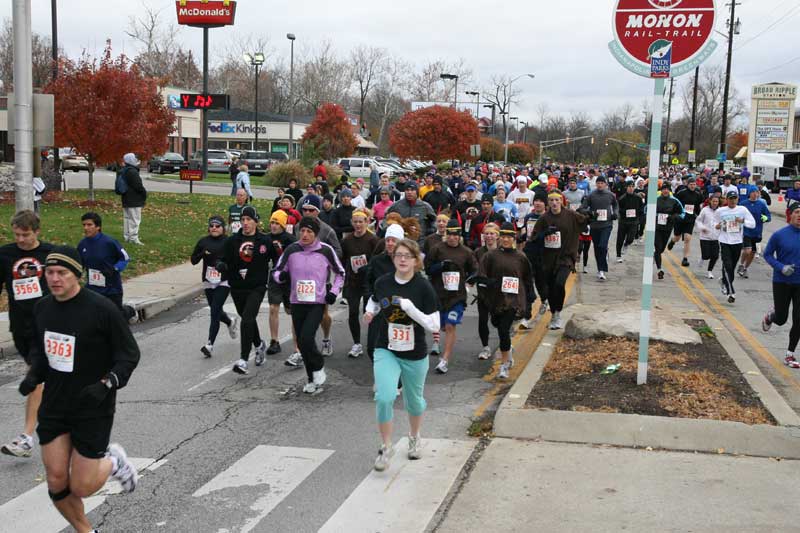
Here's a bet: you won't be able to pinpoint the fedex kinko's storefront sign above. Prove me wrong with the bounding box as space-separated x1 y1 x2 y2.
609 0 717 79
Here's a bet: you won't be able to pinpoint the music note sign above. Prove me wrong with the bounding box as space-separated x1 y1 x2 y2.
178 93 230 110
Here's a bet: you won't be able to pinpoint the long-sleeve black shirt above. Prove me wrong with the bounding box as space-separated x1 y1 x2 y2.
0 242 54 340
191 235 229 285
220 231 272 290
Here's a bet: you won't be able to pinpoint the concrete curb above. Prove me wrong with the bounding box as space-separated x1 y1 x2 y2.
494 308 800 459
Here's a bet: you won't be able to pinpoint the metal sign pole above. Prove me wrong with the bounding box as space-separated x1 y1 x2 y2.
198 27 210 195
637 77 666 385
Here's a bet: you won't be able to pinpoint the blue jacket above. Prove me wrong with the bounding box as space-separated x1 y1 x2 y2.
739 198 771 238
764 225 800 285
77 232 130 295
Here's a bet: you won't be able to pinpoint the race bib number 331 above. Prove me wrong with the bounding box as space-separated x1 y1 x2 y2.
388 323 414 351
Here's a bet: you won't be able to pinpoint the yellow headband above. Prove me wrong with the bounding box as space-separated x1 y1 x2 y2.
548 192 563 199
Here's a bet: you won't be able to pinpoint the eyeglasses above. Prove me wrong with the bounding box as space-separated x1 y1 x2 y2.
209 223 223 228
302 208 317 213
393 253 414 261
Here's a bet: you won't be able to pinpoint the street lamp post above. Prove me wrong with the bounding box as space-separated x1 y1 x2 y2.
440 73 458 108
503 73 535 163
520 121 529 144
466 90 480 119
244 52 265 150
483 104 496 135
510 116 519 146
287 33 296 159
719 5 741 172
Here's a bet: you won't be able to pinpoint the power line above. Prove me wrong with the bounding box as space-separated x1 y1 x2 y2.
747 55 800 75
734 4 800 51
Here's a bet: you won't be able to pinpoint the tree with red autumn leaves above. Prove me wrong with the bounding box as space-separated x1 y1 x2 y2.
390 106 479 163
300 103 359 161
44 42 175 200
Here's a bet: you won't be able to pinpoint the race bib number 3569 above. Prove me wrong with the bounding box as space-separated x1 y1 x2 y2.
12 277 42 301
44 330 76 373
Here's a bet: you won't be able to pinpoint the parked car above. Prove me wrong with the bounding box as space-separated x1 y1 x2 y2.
337 157 394 179
190 149 234 174
375 158 413 176
47 148 90 172
238 150 288 175
147 153 188 174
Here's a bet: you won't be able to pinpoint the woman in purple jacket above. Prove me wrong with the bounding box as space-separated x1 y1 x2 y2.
273 216 345 394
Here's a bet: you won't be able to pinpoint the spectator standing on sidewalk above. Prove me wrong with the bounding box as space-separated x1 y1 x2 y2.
120 153 146 246
235 164 254 201
229 156 239 196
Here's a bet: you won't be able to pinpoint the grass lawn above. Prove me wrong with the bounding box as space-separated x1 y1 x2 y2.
0 190 276 280
158 172 274 187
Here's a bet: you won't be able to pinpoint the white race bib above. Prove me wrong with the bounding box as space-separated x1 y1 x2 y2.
230 221 242 233
350 254 368 272
205 266 222 284
685 204 695 215
12 277 42 301
626 209 637 219
295 280 316 302
285 224 294 235
526 220 535 236
501 276 519 294
443 271 460 291
88 269 107 287
597 209 608 222
657 213 669 226
464 219 472 235
725 219 740 233
44 330 75 373
544 232 562 249
388 323 414 352
239 269 248 279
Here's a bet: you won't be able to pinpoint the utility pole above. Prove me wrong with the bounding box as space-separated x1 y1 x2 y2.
13 0 34 212
287 34 295 159
689 66 699 169
719 1 738 172
51 0 59 173
664 77 674 162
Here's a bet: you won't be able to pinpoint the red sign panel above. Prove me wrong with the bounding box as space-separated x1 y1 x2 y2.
175 1 236 27
612 0 715 74
180 169 203 181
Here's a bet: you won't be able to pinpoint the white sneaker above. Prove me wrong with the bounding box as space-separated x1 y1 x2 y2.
582 266 589 274
598 271 607 281
321 338 333 357
232 359 248 374
430 342 441 356
538 301 548 316
477 346 492 360
312 368 327 386
302 382 318 394
407 435 423 460
348 343 363 358
254 341 267 366
509 346 515 368
519 318 531 330
107 443 138 493
200 343 213 358
435 358 448 374
1 433 33 458
706 271 715 279
284 351 304 368
616 257 624 263
228 317 239 339
549 311 562 330
498 362 510 379
374 443 395 471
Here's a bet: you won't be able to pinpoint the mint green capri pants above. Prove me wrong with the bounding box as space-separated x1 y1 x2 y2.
373 348 429 424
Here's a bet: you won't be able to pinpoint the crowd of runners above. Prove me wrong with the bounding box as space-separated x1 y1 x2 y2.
0 160 798 532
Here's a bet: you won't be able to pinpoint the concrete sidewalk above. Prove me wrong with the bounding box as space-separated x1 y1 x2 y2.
0 262 203 358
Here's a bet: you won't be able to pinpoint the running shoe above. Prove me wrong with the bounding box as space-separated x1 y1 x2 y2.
538 301 548 316
407 435 423 460
706 271 714 279
348 343 363 358
598 271 607 281
1 434 33 458
232 359 248 374
302 382 319 394
762 310 774 332
582 266 589 274
477 346 492 360
266 340 281 355
737 264 746 277
435 359 448 374
785 355 800 369
498 362 510 379
657 270 665 280
741 268 749 279
107 443 138 493
285 352 304 368
228 317 239 340
509 346 515 368
720 279 728 296
374 443 395 471
254 341 267 366
519 318 531 330
667 240 675 251
321 339 333 357
339 298 348 306
728 295 736 304
616 256 623 263
200 343 213 358
681 258 690 267
549 312 562 330
430 342 441 356
312 368 327 386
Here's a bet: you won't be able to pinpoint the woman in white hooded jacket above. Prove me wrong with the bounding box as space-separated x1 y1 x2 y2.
695 195 722 279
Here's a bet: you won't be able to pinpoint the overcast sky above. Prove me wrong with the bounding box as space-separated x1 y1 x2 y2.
6 0 800 123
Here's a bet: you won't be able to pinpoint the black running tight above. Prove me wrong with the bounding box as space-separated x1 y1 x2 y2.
772 282 800 352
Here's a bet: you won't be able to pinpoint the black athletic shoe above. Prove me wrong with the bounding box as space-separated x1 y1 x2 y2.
728 295 736 304
681 258 690 267
657 270 665 280
266 340 281 355
667 240 675 251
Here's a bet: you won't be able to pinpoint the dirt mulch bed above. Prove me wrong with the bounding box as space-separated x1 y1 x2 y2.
526 319 776 425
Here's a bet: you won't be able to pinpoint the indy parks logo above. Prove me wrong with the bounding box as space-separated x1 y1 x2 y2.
648 39 673 78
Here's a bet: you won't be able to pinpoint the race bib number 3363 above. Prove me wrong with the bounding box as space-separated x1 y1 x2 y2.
44 330 76 373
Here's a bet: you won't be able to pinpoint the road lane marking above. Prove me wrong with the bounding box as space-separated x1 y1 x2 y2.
0 457 155 532
192 445 333 533
318 438 474 533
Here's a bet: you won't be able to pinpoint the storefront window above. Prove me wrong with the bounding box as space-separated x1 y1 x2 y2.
229 141 253 150
270 142 288 154
208 140 228 150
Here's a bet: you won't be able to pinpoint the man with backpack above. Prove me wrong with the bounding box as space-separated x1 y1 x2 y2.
116 153 147 245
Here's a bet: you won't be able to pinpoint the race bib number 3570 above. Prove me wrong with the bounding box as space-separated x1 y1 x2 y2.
44 330 76 373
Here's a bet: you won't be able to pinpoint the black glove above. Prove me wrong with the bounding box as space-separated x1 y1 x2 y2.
441 259 457 271
545 225 558 236
427 261 445 275
18 375 39 396
277 270 289 283
325 291 337 305
78 381 111 407
102 265 116 279
215 261 228 273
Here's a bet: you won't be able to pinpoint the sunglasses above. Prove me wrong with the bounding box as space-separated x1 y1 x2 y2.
302 207 317 212
209 223 223 228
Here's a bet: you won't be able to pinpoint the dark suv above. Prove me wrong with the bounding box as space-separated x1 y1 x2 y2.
148 153 188 174
239 151 289 175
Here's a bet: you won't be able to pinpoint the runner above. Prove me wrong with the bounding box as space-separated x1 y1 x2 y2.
273 216 345 394
738 187 771 279
667 177 705 267
508 175 535 232
473 223 500 360
190 215 238 357
695 195 722 279
342 208 379 358
228 188 249 234
262 210 297 358
422 214 449 258
532 193 587 330
364 238 439 471
716 191 756 303
218 206 269 374
581 176 618 281
615 181 644 263
653 183 684 280
475 222 533 379
17 245 140 532
0 210 53 458
365 223 405 361
77 212 135 320
522 195 549 326
761 204 800 368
